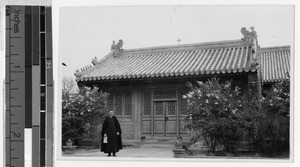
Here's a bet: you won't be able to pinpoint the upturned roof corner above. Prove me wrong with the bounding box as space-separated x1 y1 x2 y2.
74 64 93 78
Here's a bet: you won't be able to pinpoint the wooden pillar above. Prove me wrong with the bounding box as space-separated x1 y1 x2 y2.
134 87 142 140
176 88 179 137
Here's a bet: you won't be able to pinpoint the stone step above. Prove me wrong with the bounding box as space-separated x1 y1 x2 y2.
140 143 175 148
122 138 190 147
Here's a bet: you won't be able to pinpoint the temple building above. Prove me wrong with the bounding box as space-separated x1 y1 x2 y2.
74 27 290 140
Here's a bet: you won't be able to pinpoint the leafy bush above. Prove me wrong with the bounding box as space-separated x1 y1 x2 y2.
62 78 108 148
184 78 245 153
252 80 290 156
62 115 85 145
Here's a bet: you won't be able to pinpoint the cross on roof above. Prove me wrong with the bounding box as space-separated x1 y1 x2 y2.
177 38 181 45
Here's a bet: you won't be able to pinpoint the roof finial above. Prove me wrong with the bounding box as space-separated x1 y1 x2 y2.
112 39 124 57
116 39 123 50
92 57 98 65
111 40 116 50
241 26 259 68
177 38 181 45
241 26 257 42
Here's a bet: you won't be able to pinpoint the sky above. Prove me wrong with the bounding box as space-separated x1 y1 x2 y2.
59 5 294 79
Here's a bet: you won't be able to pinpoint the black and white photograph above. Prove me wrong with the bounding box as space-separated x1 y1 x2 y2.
59 4 293 160
0 1 298 167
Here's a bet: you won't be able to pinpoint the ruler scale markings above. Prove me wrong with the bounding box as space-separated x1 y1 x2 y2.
40 6 46 166
6 6 26 167
5 5 11 166
45 6 53 167
5 5 53 167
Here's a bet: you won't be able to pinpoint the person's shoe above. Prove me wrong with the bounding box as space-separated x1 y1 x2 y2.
113 154 116 157
107 154 111 157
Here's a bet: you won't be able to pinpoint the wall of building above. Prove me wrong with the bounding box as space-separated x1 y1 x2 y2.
81 72 256 140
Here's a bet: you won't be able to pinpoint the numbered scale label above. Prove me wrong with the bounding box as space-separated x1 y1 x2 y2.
5 5 25 167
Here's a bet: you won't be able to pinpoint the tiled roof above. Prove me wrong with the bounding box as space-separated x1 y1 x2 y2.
260 46 290 83
75 39 258 82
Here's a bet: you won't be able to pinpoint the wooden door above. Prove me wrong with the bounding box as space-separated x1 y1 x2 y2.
165 101 177 137
153 101 177 137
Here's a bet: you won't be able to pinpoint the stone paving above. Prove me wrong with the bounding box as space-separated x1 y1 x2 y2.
63 144 175 158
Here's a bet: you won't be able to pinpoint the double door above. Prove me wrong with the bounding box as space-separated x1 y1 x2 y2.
153 101 177 137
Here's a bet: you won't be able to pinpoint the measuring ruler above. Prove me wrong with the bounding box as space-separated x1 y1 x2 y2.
5 5 53 167
5 5 26 167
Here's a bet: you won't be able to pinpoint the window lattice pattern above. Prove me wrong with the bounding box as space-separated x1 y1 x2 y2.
153 90 177 100
143 92 151 115
155 102 164 115
107 93 114 111
180 91 188 115
115 92 122 115
168 102 176 115
124 92 132 115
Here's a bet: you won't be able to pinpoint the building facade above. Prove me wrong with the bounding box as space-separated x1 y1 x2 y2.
74 27 290 140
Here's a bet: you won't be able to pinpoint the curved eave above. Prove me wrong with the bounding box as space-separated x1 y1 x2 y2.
76 68 256 82
262 78 290 84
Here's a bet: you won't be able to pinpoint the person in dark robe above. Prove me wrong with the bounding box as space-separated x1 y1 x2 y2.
101 110 122 156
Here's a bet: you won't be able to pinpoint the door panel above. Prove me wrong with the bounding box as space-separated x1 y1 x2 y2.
166 101 177 136
153 102 165 136
153 101 177 137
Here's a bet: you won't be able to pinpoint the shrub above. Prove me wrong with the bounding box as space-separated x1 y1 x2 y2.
252 80 290 156
184 78 245 153
183 77 290 157
62 115 85 145
62 84 108 148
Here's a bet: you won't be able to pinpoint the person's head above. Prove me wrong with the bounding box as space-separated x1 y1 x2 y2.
108 111 114 118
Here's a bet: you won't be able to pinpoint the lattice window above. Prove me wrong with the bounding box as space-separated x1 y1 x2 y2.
155 102 164 115
107 93 114 111
180 91 188 115
153 90 177 100
115 92 122 115
124 92 132 115
167 102 176 115
143 92 151 115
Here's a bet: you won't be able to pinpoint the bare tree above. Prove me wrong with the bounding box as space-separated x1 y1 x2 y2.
62 77 77 97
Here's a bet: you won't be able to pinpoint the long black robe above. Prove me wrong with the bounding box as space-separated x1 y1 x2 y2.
100 116 122 153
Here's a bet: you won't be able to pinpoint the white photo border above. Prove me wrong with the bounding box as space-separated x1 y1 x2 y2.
0 0 298 167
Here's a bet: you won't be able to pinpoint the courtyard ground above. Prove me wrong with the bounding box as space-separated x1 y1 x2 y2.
62 143 289 159
63 144 174 158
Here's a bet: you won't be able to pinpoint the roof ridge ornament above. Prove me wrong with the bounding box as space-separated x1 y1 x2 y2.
241 26 257 42
92 57 98 65
111 39 124 57
241 27 259 69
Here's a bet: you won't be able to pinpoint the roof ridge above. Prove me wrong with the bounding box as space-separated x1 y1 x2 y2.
122 39 246 54
260 45 290 51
